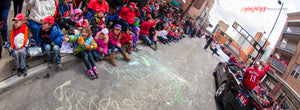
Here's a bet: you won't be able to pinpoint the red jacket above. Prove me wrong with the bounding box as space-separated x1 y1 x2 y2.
243 64 270 90
87 0 109 13
120 33 133 45
119 6 140 24
140 20 156 35
11 24 28 49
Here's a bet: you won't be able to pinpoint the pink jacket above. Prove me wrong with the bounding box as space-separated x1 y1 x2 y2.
94 37 108 55
108 32 120 46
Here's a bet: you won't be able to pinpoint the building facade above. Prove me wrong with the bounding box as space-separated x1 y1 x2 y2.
263 11 300 110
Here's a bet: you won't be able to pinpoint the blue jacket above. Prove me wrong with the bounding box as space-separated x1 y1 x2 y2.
36 23 63 50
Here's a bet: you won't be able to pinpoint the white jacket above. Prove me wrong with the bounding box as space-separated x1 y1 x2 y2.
25 0 56 24
157 30 168 39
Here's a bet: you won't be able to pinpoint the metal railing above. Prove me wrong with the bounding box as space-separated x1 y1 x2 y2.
284 27 300 33
276 42 297 54
268 57 287 74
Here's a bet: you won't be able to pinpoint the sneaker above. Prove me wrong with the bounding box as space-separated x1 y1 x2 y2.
133 48 138 51
87 69 96 79
48 63 53 68
17 69 22 77
22 69 27 76
92 66 99 78
57 63 62 69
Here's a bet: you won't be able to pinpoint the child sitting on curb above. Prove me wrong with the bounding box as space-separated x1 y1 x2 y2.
10 13 29 76
120 27 133 54
64 27 99 79
92 28 110 61
108 24 131 66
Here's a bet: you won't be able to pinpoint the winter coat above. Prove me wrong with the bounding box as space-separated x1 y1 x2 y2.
157 30 168 39
11 24 29 49
25 0 56 23
90 15 106 30
140 20 156 35
71 9 83 23
108 32 120 46
120 33 133 45
87 0 109 13
67 34 97 55
36 24 63 50
94 37 108 55
132 27 140 44
119 6 140 24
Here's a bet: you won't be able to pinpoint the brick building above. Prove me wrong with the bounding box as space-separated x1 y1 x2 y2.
262 11 300 109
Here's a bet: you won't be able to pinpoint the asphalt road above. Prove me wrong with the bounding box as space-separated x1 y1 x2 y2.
0 38 226 110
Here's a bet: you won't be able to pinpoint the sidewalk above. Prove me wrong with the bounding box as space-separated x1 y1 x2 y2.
0 53 79 94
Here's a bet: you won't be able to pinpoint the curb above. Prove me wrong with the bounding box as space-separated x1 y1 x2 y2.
0 54 78 94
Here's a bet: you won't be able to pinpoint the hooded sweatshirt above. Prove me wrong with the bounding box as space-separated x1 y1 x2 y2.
71 9 83 23
94 36 108 55
132 27 140 44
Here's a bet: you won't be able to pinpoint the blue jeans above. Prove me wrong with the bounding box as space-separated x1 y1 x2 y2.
157 36 168 43
45 44 61 64
76 51 95 70
108 43 124 53
166 34 174 43
0 7 10 42
12 48 26 69
140 34 155 46
28 20 42 42
92 50 111 60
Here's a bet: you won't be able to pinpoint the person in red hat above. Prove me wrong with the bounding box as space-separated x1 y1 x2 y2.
90 8 106 37
119 2 140 31
37 16 63 69
9 13 29 76
140 7 148 21
25 0 56 45
149 1 155 12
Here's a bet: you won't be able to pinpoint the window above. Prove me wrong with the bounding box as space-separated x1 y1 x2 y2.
290 64 300 79
193 0 204 9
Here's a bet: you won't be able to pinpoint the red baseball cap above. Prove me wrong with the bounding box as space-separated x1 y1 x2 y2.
13 13 24 21
155 3 158 6
129 2 136 8
147 14 152 17
41 16 54 25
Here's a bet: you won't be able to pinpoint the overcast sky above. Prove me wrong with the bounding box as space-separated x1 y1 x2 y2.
207 0 300 48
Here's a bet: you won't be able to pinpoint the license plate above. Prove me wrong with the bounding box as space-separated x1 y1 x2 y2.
237 92 249 106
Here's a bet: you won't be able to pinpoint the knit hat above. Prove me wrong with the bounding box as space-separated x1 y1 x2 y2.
41 16 55 25
13 13 24 21
114 24 122 30
97 28 109 36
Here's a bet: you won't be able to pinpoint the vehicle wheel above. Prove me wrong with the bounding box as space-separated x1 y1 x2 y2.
215 82 226 103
